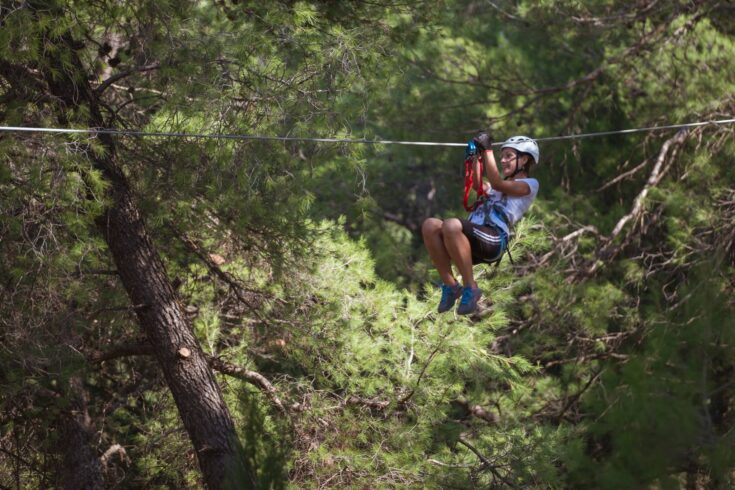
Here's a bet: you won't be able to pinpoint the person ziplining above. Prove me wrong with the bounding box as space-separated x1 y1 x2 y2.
2 119 731 313
422 132 540 315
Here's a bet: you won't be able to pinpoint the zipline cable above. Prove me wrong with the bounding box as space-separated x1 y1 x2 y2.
533 118 735 143
0 117 734 146
0 126 465 147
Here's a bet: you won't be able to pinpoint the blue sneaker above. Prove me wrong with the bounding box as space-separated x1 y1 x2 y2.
457 286 482 315
438 283 462 313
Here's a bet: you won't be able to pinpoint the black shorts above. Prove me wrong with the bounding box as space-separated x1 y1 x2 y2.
460 219 507 264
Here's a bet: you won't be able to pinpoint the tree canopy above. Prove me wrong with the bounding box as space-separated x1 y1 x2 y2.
1 0 734 488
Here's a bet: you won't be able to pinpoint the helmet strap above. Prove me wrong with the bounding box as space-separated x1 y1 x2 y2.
506 154 528 180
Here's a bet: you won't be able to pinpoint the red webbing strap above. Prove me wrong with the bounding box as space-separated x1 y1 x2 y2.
463 155 486 211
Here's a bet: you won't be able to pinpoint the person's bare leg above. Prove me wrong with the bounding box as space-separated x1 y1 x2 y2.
421 218 457 285
441 218 476 288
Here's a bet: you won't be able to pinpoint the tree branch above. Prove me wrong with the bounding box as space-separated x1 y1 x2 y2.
95 62 160 95
344 395 391 411
531 224 599 269
542 352 628 369
99 444 129 468
176 230 267 311
610 131 687 238
456 398 499 424
207 356 287 414
555 369 604 422
90 341 287 414
457 435 492 466
382 211 418 232
589 129 689 273
427 458 478 469
596 158 651 192
458 435 517 488
398 330 450 406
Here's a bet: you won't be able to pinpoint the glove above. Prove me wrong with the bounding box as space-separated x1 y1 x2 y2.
472 131 492 151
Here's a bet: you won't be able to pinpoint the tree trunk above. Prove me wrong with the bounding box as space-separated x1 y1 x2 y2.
57 378 104 490
29 27 255 490
97 176 254 488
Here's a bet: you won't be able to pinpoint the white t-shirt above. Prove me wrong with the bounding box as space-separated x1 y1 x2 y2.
468 178 539 235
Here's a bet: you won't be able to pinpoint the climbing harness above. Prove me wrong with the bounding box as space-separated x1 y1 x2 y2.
486 207 514 267
475 204 514 267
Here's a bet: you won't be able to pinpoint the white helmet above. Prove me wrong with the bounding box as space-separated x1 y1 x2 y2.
501 136 539 165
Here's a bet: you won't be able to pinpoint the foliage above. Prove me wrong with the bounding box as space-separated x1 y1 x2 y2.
1 0 735 488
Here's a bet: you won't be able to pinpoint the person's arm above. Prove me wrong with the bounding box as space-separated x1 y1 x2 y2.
473 132 530 197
